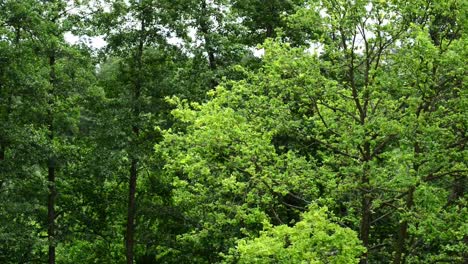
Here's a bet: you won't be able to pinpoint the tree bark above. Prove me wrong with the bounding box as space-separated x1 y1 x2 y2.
359 180 372 264
47 163 56 264
198 0 219 90
393 186 414 264
47 53 56 264
126 159 138 264
0 145 4 161
359 142 372 264
393 137 421 263
199 0 216 72
125 13 145 264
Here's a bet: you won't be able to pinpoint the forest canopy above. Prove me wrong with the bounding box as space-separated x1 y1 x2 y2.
0 0 466 263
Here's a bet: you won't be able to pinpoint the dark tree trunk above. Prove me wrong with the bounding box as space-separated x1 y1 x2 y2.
126 159 138 264
47 53 56 264
393 186 415 264
359 142 372 264
199 0 218 89
393 140 421 264
359 190 371 264
125 15 145 264
199 0 216 71
47 163 56 264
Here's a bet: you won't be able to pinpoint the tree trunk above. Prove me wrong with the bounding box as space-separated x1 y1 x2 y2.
198 0 218 89
359 138 373 264
125 14 145 264
47 53 56 264
359 192 371 264
47 163 56 264
0 145 4 161
393 186 415 264
393 138 421 263
199 0 216 72
126 159 138 264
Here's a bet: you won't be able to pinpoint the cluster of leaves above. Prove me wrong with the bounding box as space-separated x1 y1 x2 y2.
230 205 365 264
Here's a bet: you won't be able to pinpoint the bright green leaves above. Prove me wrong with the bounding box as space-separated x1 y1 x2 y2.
156 41 338 262
160 39 326 259
227 205 365 264
157 0 467 261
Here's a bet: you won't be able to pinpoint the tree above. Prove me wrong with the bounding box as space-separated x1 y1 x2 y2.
1 0 95 263
90 0 196 261
155 41 334 262
157 0 466 261
0 1 50 261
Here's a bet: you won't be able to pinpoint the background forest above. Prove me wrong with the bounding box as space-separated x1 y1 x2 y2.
0 0 466 263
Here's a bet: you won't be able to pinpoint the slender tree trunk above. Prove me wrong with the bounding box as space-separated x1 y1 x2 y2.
393 138 421 263
126 159 138 264
0 77 4 162
0 144 4 191
393 186 414 264
47 53 56 264
359 180 371 264
359 142 372 264
0 145 4 161
198 0 218 89
125 15 145 264
199 1 216 72
125 83 140 264
0 79 3 162
47 163 56 264
343 34 373 263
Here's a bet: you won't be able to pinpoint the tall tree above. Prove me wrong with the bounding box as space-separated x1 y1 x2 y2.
91 0 192 261
284 0 467 262
1 0 94 263
0 1 47 261
156 0 466 262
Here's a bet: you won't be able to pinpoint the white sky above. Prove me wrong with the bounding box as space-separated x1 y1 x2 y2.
64 31 266 57
64 32 107 49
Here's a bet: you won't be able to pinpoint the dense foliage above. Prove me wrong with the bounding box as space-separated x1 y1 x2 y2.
0 0 466 263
